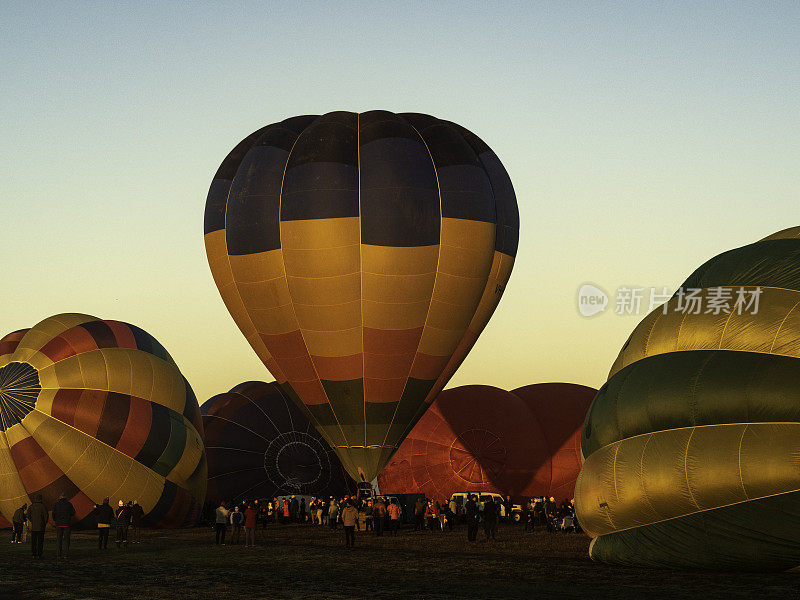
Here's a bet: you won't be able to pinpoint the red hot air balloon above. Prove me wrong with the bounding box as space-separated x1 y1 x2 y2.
377 383 595 502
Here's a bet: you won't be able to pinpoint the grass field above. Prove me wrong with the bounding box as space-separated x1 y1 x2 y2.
2 523 799 600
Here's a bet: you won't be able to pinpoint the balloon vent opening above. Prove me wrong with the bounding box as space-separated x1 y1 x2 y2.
265 432 330 494
449 429 508 484
0 362 40 430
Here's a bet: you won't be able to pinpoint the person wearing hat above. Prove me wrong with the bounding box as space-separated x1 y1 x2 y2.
11 503 27 544
26 494 48 559
51 492 76 558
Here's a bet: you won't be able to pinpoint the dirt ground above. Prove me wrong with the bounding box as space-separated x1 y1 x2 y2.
2 523 799 600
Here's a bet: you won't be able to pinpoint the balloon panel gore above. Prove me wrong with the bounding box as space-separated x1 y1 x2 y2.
0 362 40 430
204 111 520 483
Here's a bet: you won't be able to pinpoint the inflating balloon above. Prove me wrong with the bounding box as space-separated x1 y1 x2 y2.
204 111 519 482
377 383 594 501
576 226 800 570
202 381 352 502
0 314 206 527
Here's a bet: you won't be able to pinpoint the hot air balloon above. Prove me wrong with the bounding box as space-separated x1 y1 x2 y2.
204 111 519 482
377 383 594 502
202 381 352 503
0 314 206 527
576 226 800 571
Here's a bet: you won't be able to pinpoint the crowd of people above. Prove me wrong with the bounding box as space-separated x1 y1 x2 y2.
8 494 145 559
522 497 580 534
6 491 580 558
211 495 405 548
208 493 581 548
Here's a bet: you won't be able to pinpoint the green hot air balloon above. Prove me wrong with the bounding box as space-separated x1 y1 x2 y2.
576 226 800 571
204 111 519 482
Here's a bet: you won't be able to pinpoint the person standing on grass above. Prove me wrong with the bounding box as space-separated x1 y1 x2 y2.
93 497 114 550
215 501 229 545
26 494 48 559
448 498 457 531
465 495 479 542
364 499 373 533
387 499 401 536
341 500 358 547
545 496 557 533
130 500 144 544
483 496 498 541
230 506 244 544
438 500 447 532
328 497 339 530
283 497 290 523
523 498 534 533
373 497 386 536
414 497 426 531
244 503 257 547
52 493 76 558
425 499 439 531
115 501 131 548
356 499 366 532
11 503 26 544
321 498 329 526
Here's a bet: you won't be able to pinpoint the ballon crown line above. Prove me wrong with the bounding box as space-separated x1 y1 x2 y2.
0 362 40 431
264 431 331 494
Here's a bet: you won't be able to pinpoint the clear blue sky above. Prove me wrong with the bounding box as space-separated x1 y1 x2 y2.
2 2 798 402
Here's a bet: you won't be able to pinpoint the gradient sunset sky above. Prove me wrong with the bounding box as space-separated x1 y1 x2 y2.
2 2 798 403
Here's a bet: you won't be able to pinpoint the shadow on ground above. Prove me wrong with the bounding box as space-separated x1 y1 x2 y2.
2 524 799 599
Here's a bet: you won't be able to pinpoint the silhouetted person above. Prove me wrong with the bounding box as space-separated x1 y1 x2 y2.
26 494 47 559
11 503 26 544
545 496 557 533
414 497 426 531
130 501 145 544
52 493 76 558
373 497 386 536
93 497 114 549
465 495 479 542
483 496 498 541
244 503 257 547
230 506 243 544
115 501 131 547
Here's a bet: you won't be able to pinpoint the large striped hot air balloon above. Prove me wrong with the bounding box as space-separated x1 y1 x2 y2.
0 314 206 527
576 226 800 571
202 381 352 503
204 111 519 482
377 383 594 502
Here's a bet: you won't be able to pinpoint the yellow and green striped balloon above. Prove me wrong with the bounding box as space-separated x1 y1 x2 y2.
576 226 800 570
204 111 519 482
